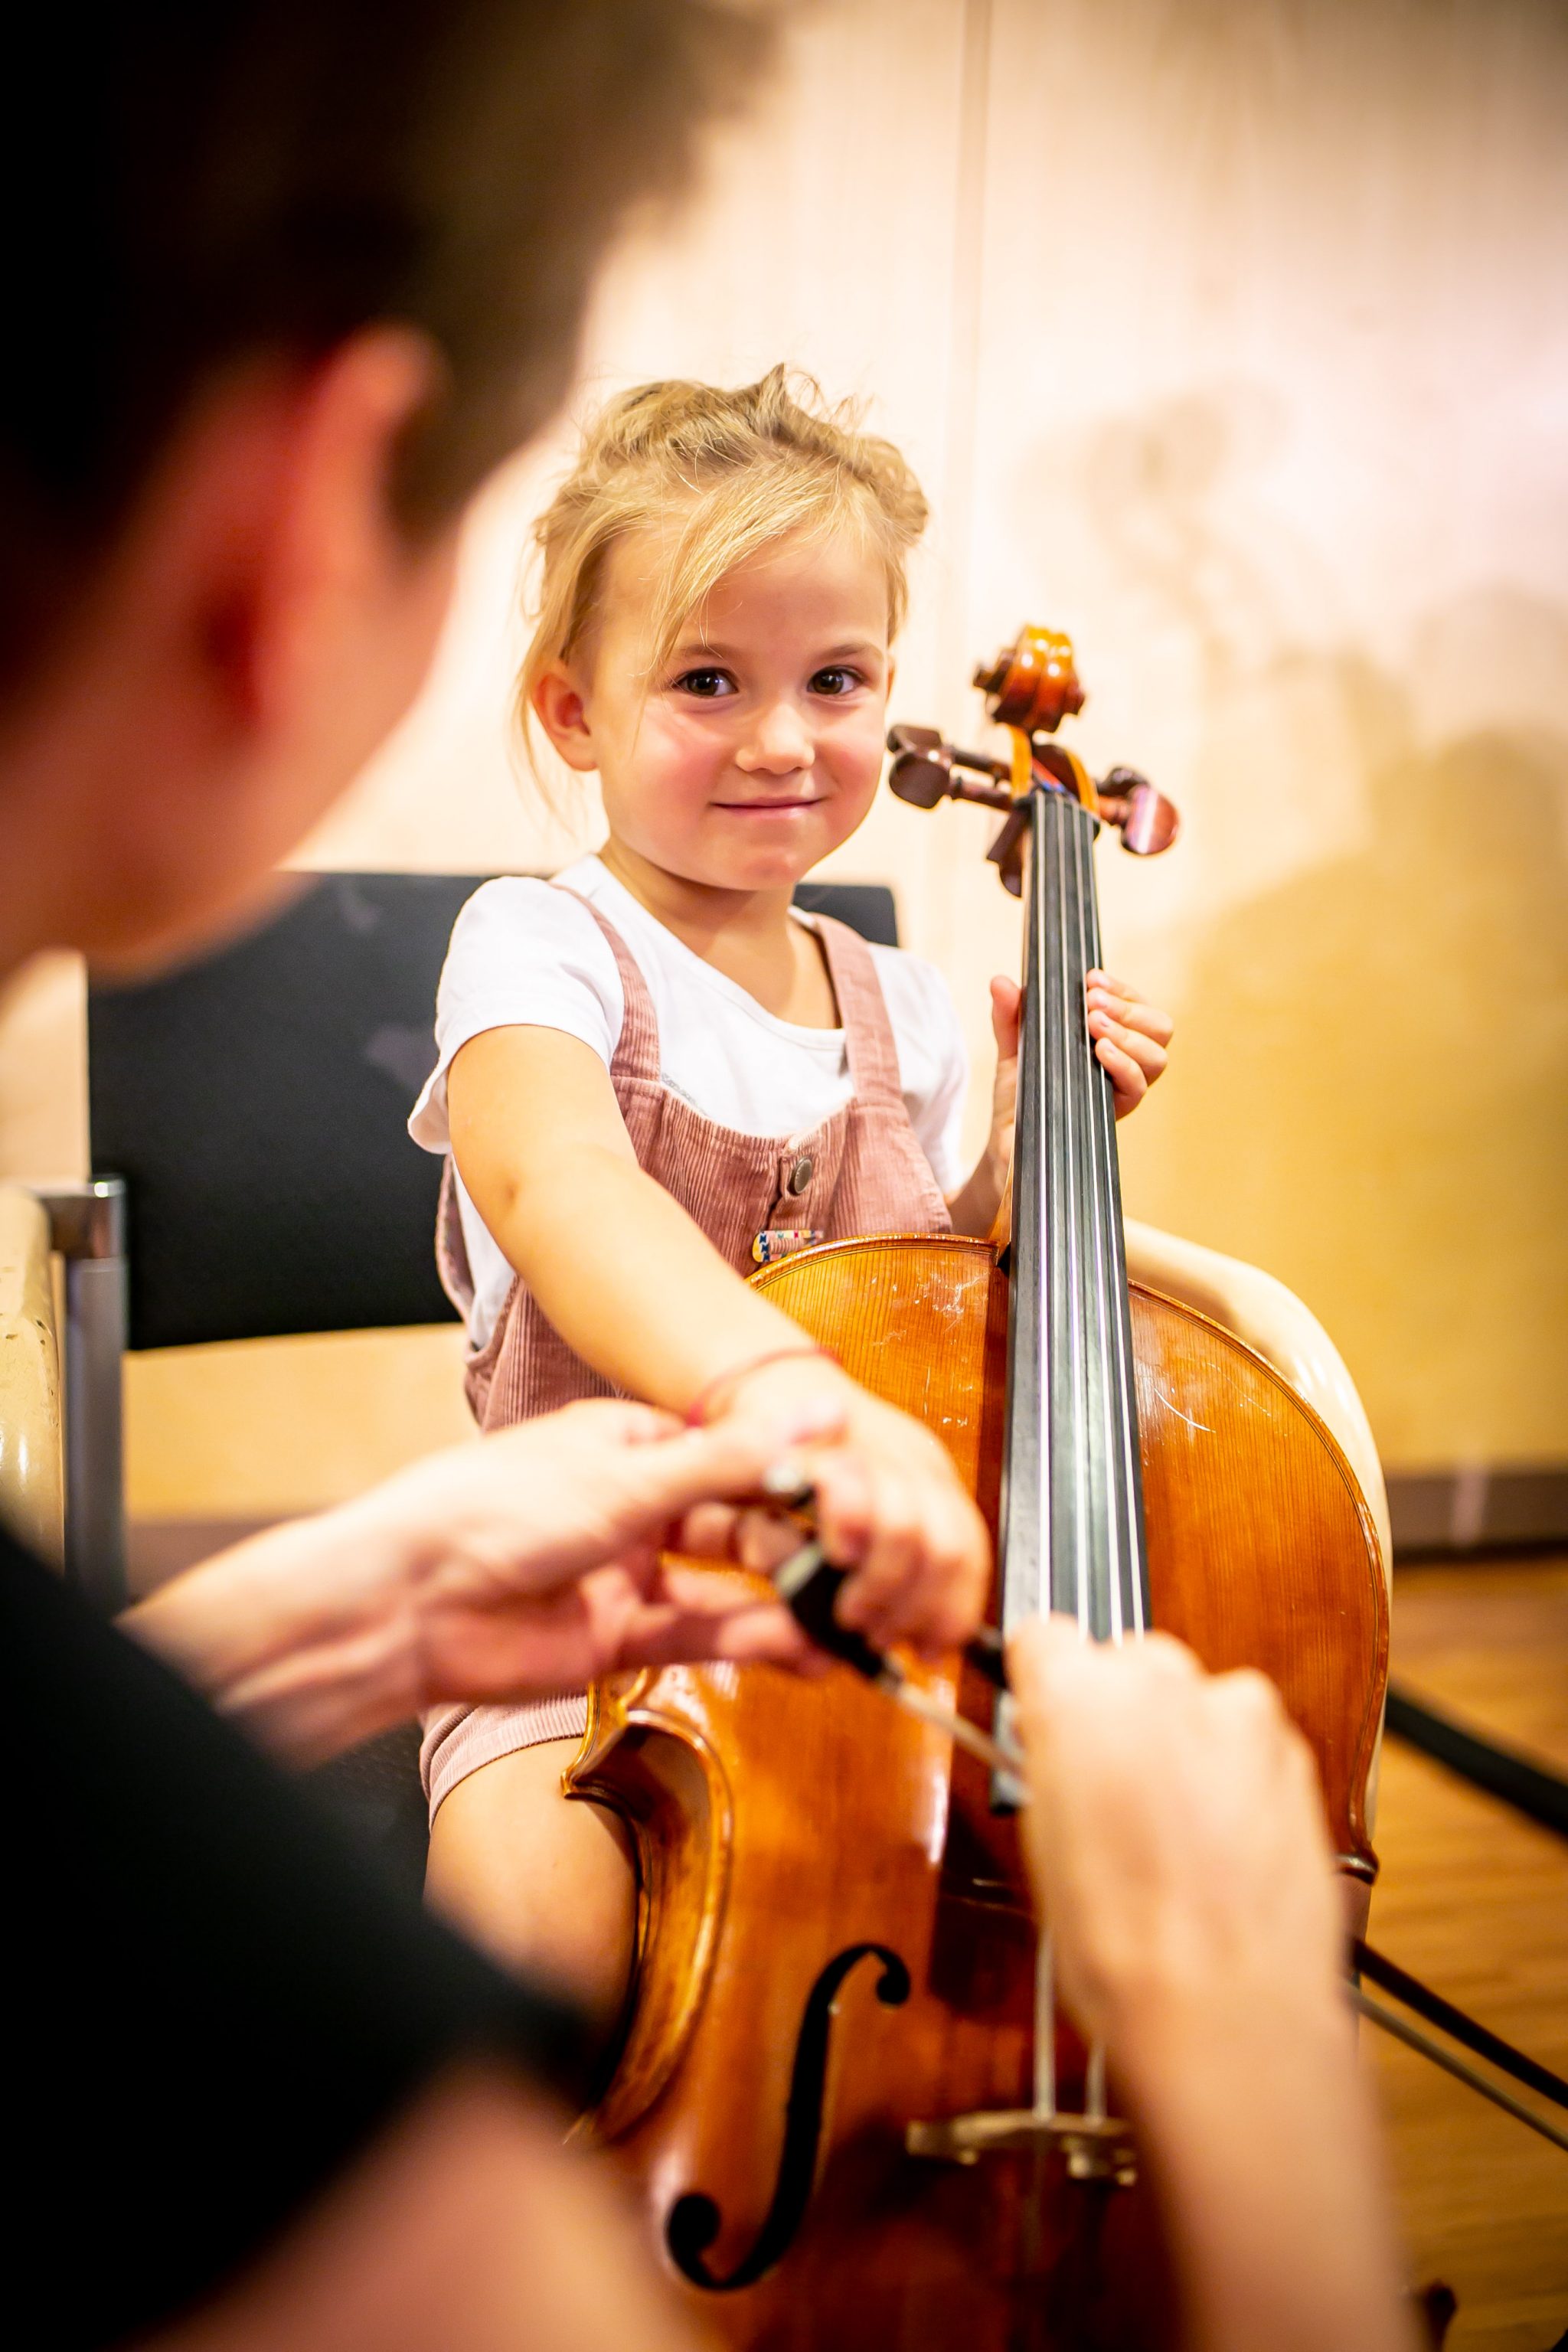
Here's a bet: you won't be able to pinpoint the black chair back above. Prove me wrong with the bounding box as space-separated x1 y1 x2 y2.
89 873 900 1350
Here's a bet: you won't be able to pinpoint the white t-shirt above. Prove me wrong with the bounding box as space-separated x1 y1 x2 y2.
409 855 970 1349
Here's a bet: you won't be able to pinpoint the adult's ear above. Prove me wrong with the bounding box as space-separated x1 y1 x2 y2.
3 328 458 974
531 663 599 773
226 328 447 734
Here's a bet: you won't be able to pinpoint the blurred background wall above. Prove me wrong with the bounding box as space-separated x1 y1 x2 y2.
2 0 1563 1531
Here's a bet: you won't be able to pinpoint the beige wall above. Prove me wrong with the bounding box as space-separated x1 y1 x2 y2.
2 0 1563 1515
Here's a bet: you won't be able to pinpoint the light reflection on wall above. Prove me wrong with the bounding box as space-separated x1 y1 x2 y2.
5 0 1561 1508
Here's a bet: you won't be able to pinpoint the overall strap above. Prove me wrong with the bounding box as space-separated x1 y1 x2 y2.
550 885 661 1085
810 913 904 1110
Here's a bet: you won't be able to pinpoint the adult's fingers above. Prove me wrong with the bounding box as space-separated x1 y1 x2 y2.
614 1561 816 1672
606 1413 838 1535
539 1396 684 1446
1008 1616 1197 1734
670 1500 807 1575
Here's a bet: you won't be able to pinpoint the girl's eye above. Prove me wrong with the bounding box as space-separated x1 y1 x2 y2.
810 666 863 697
672 667 736 700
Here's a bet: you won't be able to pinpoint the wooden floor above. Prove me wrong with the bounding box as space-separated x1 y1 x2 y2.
1368 1555 1568 2350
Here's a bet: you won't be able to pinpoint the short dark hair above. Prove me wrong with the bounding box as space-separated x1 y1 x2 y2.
2 1 767 681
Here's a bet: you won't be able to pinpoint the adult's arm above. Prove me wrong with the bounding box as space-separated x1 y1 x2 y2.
2 1525 584 2349
125 1400 822 1766
1008 1618 1417 2352
142 2066 701 2352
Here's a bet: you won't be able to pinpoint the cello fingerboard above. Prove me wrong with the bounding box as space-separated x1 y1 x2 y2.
998 786 1150 1645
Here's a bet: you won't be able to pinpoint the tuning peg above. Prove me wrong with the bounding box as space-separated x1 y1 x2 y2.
886 724 953 809
1096 767 1180 857
887 725 1014 815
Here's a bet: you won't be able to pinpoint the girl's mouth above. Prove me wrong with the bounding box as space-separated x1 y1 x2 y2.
711 797 824 815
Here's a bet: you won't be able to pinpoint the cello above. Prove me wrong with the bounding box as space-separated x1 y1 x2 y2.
565 626 1388 2348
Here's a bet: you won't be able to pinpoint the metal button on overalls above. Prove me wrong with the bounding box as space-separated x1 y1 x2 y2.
787 1154 815 1195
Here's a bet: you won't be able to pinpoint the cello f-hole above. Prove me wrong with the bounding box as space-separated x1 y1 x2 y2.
665 1942 913 2292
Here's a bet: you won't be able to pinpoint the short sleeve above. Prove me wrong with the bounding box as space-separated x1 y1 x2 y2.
871 946 971 1195
408 879 625 1153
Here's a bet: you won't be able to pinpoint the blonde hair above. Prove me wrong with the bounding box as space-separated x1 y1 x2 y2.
517 366 928 756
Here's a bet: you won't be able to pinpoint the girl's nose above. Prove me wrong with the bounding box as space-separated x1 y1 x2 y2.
736 697 814 774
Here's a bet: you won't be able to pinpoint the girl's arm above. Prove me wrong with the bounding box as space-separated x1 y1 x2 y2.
947 972 1175 1240
447 1024 988 1656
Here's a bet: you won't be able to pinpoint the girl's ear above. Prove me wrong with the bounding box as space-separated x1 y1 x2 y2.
532 662 598 772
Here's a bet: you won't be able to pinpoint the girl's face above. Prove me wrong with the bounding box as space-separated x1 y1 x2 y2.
541 524 893 895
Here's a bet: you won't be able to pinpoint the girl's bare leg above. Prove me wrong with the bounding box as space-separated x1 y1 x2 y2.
424 1739 636 2040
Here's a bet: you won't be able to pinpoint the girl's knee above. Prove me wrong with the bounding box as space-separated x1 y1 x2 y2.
424 1739 635 2034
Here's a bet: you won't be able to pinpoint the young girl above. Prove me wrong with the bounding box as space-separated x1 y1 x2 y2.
408 369 1171 2025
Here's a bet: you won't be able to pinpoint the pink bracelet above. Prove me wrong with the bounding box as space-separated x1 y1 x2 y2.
685 1344 840 1428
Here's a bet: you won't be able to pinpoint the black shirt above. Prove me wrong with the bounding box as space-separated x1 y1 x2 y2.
2 1527 581 2347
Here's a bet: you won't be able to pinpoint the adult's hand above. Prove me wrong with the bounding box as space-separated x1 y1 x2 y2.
1006 1618 1416 2352
373 1397 827 1697
128 1398 830 1765
1006 1617 1340 2056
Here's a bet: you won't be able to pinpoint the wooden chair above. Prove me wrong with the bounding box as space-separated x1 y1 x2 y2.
0 1184 63 1563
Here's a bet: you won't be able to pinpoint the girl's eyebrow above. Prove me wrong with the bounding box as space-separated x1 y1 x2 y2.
668 636 884 664
814 639 884 663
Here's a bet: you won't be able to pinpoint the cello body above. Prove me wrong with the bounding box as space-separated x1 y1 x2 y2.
568 1233 1387 2350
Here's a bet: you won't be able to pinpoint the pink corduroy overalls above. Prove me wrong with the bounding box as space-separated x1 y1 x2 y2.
420 889 953 1815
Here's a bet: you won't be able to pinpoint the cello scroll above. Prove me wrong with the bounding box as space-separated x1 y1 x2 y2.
888 626 1178 893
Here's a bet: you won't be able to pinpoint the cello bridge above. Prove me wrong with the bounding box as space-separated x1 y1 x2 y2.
905 2109 1137 2187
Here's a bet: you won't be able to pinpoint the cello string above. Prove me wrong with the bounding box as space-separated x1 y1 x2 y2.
1075 778 1150 1642
1096 871 1150 1642
1034 1930 1058 2118
1050 792 1092 1637
1038 792 1072 1624
1081 795 1146 1643
1082 802 1122 1644
1062 795 1093 1634
1074 799 1122 1648
1002 778 1052 1643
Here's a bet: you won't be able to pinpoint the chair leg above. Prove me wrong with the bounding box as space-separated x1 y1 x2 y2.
40 1181 128 1612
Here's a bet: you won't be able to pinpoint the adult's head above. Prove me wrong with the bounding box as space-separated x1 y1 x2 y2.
0 1 768 973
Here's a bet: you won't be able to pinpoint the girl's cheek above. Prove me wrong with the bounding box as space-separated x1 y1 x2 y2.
835 715 891 797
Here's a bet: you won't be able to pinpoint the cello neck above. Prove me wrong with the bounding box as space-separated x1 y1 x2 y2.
998 779 1150 1645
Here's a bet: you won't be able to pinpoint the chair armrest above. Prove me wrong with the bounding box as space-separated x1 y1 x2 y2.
0 1185 64 1561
